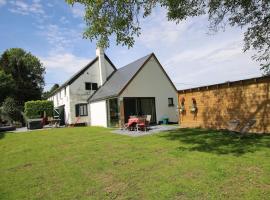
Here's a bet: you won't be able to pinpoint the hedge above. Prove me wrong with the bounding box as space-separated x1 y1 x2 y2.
24 100 54 119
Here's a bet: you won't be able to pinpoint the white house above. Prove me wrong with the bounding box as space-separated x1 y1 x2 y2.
48 48 178 127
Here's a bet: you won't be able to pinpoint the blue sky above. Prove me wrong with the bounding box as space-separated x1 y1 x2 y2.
0 0 262 91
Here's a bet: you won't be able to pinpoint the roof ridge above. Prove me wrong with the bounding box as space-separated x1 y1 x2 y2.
117 53 153 70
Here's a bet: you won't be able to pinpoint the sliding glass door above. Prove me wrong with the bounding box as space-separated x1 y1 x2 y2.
107 98 119 127
123 97 156 124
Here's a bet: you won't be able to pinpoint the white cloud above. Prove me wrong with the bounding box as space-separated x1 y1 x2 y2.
9 0 45 15
60 16 69 24
41 52 90 74
0 0 6 7
70 3 84 18
38 24 82 53
130 7 262 90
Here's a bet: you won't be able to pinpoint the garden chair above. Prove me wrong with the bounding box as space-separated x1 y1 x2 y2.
136 116 147 132
227 119 240 132
240 119 256 134
145 115 151 130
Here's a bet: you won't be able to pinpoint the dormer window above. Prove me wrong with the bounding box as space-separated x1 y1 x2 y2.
85 82 98 91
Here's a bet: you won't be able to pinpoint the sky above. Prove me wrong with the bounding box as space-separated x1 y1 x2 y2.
0 0 262 91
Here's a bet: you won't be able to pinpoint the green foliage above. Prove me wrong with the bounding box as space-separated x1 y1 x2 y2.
66 0 270 74
2 97 21 122
24 100 54 119
0 48 45 105
0 70 15 104
42 84 60 100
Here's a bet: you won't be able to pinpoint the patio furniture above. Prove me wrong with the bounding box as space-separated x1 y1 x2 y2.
27 118 43 130
145 115 151 130
0 125 16 132
49 118 61 128
227 119 240 132
240 119 256 134
127 117 139 131
136 117 147 132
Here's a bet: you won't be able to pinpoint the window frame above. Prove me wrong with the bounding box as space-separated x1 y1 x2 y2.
168 98 174 107
85 82 98 91
75 104 88 117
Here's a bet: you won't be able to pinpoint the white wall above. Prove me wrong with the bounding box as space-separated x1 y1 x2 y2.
49 58 115 125
90 100 108 127
120 56 178 123
48 85 70 124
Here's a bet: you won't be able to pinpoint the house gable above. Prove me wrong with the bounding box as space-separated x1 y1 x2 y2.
119 55 178 122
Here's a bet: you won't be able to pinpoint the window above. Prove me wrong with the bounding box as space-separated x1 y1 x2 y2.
168 98 174 107
85 82 98 91
92 83 98 90
75 104 88 117
85 82 91 90
64 87 66 96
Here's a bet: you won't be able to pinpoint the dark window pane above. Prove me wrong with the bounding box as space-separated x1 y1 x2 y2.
92 83 98 90
77 104 88 116
85 82 91 90
168 98 174 106
75 104 79 117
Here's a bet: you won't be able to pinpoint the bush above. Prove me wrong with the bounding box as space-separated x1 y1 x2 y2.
24 100 54 119
2 97 21 122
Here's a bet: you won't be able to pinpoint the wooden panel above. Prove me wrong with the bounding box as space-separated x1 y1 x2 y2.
178 81 270 133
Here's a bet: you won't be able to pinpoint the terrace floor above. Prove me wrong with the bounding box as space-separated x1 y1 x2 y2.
111 125 179 137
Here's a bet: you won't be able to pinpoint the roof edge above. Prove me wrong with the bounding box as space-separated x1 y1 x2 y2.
118 53 177 96
117 53 154 96
88 95 118 103
178 75 270 93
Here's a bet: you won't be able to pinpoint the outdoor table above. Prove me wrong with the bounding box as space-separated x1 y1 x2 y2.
127 117 139 127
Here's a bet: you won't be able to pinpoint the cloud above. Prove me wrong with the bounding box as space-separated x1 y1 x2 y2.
70 3 85 18
37 24 82 53
0 0 6 7
9 0 45 15
60 16 69 24
129 7 262 90
41 52 90 74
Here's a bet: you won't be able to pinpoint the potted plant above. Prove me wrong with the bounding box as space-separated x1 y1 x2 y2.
179 97 186 114
190 97 197 113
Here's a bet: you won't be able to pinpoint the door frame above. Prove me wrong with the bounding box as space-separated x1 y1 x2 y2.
123 97 157 124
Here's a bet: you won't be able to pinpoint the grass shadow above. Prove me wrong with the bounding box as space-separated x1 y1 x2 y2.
0 132 6 140
160 128 270 156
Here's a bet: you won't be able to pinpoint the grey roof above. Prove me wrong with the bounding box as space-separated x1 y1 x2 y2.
89 53 152 102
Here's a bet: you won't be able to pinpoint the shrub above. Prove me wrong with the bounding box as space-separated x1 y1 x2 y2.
24 100 54 119
2 97 21 122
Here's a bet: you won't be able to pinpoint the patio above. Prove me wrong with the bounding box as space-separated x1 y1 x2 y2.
111 125 179 137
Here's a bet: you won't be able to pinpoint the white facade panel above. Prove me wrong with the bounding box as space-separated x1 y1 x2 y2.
120 57 178 123
90 101 108 127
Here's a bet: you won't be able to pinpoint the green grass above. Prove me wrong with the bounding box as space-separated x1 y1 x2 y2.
1 127 270 200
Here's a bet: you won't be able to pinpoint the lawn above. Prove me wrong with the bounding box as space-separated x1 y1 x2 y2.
1 127 270 200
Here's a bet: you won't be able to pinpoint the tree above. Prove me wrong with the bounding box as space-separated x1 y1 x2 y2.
0 69 15 104
66 0 270 74
0 48 45 106
42 84 60 100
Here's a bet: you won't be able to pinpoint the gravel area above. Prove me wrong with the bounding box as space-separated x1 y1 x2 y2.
111 125 179 137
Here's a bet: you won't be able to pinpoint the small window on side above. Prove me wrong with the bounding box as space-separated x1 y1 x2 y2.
168 98 174 107
92 83 98 90
85 82 91 90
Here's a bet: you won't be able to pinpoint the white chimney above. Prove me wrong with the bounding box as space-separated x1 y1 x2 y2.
96 47 107 86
